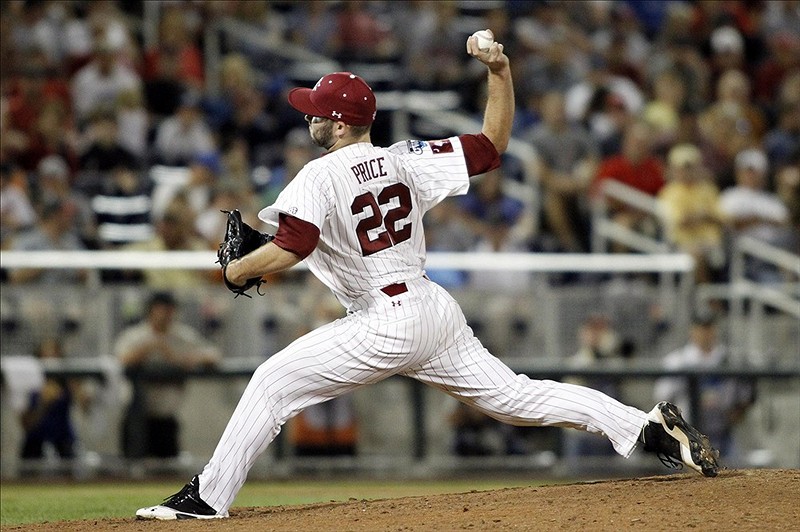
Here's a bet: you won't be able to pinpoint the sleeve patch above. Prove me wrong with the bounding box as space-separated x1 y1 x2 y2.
430 139 454 154
405 140 427 154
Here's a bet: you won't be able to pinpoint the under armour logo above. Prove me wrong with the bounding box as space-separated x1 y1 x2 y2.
392 301 402 307
332 111 342 118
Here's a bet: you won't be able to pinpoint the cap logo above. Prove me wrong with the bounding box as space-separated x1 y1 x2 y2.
332 111 342 119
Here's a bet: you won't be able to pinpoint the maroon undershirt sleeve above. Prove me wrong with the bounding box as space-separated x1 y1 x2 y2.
458 133 501 176
272 213 320 260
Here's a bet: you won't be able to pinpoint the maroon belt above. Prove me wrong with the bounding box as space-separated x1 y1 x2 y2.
380 282 408 297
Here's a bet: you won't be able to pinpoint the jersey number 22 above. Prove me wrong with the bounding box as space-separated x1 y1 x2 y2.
351 183 412 256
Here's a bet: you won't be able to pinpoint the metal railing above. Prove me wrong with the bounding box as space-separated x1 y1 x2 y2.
702 236 800 365
590 179 668 254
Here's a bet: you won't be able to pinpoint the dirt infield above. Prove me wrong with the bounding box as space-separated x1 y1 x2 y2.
8 469 798 531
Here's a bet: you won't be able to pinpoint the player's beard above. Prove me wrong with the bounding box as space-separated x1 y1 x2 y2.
310 120 336 150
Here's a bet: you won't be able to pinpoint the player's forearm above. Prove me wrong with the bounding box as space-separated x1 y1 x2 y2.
481 65 514 154
225 242 300 286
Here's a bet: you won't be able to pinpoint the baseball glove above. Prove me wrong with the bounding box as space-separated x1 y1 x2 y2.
217 209 274 298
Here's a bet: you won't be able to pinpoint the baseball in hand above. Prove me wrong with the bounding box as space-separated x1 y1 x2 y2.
472 29 494 52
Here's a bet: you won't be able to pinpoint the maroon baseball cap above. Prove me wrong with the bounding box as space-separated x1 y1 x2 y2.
288 72 376 126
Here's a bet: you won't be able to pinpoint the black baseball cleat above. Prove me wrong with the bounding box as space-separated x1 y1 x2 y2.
136 475 224 520
640 401 720 477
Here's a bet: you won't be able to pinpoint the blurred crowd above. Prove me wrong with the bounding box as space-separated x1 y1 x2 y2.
1 0 798 288
2 0 797 468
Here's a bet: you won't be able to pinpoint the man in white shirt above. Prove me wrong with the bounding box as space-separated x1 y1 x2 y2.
720 148 791 281
71 38 141 124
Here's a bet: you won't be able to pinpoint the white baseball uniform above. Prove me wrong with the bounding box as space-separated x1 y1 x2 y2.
196 136 649 515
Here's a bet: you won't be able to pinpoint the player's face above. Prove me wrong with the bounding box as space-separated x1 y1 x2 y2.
306 115 336 149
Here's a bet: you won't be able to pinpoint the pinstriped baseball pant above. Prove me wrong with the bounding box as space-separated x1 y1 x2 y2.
198 277 648 514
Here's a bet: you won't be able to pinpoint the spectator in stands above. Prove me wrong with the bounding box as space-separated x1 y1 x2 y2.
459 167 528 254
641 68 687 151
286 1 338 57
654 313 755 458
774 150 800 240
142 41 186 120
565 53 644 156
70 34 141 126
698 70 765 189
703 69 766 142
600 12 649 88
221 137 255 192
204 54 251 130
399 0 466 91
116 291 219 459
153 90 215 166
115 86 148 162
0 162 37 246
59 2 94 76
230 1 286 45
721 148 790 239
591 121 665 248
122 198 213 289
19 336 90 460
762 1 800 43
15 98 79 175
142 5 204 91
91 161 153 249
206 54 281 166
696 101 751 192
84 1 139 69
647 12 709 110
78 105 139 178
658 144 726 284
2 49 73 172
183 151 223 215
8 198 87 285
764 72 800 169
333 0 401 63
36 155 96 248
708 26 747 83
719 148 791 282
7 1 61 67
519 27 584 106
526 91 599 252
753 31 800 108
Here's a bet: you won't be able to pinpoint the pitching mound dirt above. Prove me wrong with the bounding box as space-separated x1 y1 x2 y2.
8 469 798 531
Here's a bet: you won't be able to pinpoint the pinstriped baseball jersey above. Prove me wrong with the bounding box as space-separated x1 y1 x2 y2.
258 137 468 308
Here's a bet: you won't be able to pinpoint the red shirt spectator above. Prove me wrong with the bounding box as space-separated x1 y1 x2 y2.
591 122 665 252
594 155 665 197
142 6 203 88
593 121 665 198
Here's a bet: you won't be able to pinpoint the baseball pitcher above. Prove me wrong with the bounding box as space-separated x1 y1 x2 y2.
137 30 719 520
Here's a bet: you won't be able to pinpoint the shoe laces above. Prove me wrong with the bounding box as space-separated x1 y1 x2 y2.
655 452 683 471
642 422 683 471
